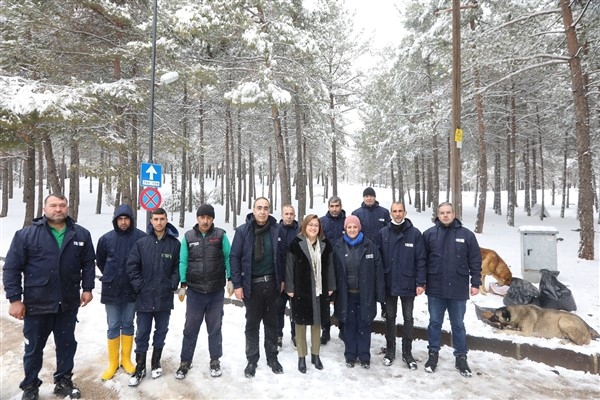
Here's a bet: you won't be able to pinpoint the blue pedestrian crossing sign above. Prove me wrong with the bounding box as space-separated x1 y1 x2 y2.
140 162 162 188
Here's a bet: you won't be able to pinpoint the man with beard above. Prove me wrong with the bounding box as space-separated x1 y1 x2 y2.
4 194 96 400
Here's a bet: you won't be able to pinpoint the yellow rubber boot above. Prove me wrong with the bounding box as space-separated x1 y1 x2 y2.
101 337 120 380
120 334 136 374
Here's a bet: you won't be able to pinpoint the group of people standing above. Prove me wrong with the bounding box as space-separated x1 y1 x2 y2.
4 187 481 400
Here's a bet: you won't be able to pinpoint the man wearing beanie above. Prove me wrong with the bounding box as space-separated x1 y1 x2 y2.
376 202 426 370
352 187 390 242
230 197 286 378
175 204 231 380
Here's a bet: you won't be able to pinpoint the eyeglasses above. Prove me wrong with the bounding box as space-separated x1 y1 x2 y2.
307 223 320 228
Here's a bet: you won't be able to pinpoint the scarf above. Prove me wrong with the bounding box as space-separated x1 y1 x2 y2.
307 238 322 296
343 231 364 247
253 221 270 263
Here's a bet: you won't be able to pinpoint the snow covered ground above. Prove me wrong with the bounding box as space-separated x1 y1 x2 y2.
1 179 599 399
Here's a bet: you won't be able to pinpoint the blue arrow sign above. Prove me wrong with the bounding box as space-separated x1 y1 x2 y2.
140 162 162 187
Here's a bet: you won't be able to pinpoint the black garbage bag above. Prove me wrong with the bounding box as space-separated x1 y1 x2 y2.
538 269 577 311
503 277 540 306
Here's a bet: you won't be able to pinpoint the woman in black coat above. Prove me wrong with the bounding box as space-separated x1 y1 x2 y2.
285 214 336 373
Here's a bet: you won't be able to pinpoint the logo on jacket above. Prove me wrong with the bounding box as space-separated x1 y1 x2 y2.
366 254 374 259
455 238 465 243
73 241 85 246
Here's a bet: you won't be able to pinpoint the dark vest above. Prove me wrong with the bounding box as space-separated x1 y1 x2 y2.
184 226 226 293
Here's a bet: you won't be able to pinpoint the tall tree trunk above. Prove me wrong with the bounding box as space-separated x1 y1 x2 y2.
493 136 502 215
23 140 35 227
198 99 206 205
531 138 538 206
561 131 568 219
414 155 421 213
294 91 306 220
538 126 546 222
236 109 243 219
224 106 232 223
272 105 291 207
0 153 8 217
560 0 594 260
96 148 104 215
36 142 44 218
524 139 531 216
330 92 338 196
131 114 139 217
390 161 396 203
40 132 61 194
69 136 80 221
474 66 487 233
506 94 516 227
179 84 189 228
307 141 314 210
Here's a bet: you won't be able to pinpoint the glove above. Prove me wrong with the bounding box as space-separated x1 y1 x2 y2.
380 302 387 319
178 285 187 302
226 280 234 298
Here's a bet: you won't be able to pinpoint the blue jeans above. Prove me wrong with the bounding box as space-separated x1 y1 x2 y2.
427 296 467 356
20 307 79 389
343 293 372 363
134 310 171 353
105 302 136 338
180 287 224 362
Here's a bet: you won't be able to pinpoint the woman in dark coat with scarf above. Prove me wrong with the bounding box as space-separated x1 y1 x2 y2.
285 214 336 373
332 215 384 369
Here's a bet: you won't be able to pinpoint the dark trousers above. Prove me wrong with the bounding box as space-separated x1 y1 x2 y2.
385 295 415 344
134 310 171 353
21 307 79 389
180 287 224 362
343 293 372 363
277 291 295 338
243 280 279 364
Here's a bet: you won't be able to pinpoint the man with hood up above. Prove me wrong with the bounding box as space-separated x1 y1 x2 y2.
96 204 146 381
126 208 181 387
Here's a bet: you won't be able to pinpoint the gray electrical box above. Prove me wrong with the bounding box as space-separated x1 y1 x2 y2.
518 226 559 283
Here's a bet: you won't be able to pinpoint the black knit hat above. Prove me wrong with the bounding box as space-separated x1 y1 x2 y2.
363 187 376 197
196 204 215 218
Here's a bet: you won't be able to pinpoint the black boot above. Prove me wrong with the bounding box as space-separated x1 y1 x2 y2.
21 382 40 400
53 374 80 399
383 340 396 366
128 352 147 387
151 347 163 378
320 327 331 345
298 357 306 373
311 354 324 370
402 339 417 370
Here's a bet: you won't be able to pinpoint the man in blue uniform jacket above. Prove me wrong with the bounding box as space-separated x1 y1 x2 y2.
3 193 96 400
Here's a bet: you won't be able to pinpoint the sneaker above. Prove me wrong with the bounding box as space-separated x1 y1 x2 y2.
267 359 284 374
21 383 39 400
382 347 395 366
455 354 472 377
424 350 439 373
53 375 81 399
345 359 355 368
291 336 297 348
244 362 257 378
175 361 191 380
360 361 370 369
402 353 418 370
210 359 222 378
277 336 283 352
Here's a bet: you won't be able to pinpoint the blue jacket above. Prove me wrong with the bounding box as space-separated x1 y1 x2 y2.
96 204 146 305
332 235 384 323
320 209 347 243
3 216 96 315
230 213 284 299
352 201 390 241
126 223 180 312
376 218 426 297
422 218 482 301
279 219 299 255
